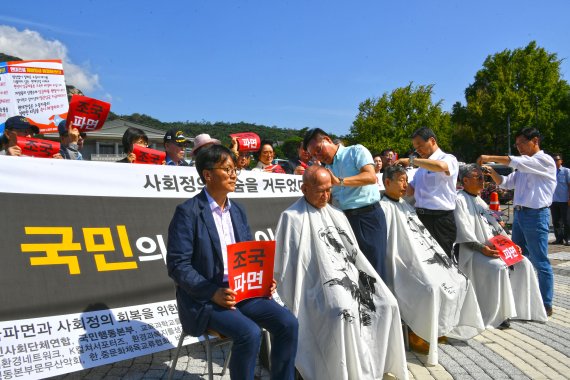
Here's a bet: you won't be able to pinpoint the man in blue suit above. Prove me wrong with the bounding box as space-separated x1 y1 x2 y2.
167 144 298 379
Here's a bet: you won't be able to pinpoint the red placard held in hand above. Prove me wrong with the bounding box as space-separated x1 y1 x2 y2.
489 235 524 266
230 132 261 153
132 145 166 165
66 95 111 132
16 136 60 158
227 241 275 303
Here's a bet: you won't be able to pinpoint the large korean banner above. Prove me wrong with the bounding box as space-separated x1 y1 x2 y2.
0 60 68 134
0 156 301 379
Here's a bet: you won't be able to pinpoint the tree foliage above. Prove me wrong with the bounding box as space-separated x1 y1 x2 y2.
347 83 452 155
453 41 570 161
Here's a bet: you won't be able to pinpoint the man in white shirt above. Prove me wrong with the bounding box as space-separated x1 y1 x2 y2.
396 127 459 258
477 127 557 316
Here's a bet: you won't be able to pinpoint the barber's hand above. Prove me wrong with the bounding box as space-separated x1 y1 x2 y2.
327 169 341 186
476 155 491 166
481 245 500 258
211 288 237 309
395 158 410 167
127 152 136 163
270 279 277 295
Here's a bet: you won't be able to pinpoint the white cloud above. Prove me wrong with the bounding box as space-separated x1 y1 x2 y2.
0 25 100 92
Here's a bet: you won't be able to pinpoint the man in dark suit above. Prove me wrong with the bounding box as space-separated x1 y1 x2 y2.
167 144 298 379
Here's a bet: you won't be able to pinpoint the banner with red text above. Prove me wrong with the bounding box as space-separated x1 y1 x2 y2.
489 235 524 266
16 136 60 158
133 144 167 165
0 60 68 134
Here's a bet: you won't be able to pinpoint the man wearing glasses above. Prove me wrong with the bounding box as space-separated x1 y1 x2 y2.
477 127 557 317
163 128 192 166
303 128 388 280
167 145 298 379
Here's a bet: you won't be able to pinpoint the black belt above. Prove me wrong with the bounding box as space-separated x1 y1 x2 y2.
415 208 454 216
343 202 380 216
514 205 548 211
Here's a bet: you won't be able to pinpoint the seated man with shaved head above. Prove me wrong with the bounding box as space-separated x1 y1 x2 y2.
274 165 408 380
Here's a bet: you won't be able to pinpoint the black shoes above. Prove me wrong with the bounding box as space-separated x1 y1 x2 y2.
498 319 511 330
545 306 553 317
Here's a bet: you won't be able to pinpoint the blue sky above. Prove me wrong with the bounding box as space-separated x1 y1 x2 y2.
1 0 568 136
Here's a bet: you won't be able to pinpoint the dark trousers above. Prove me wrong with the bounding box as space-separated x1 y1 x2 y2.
416 209 457 258
550 202 569 243
345 205 388 281
208 297 298 380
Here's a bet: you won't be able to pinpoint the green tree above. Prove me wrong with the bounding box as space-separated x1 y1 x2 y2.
453 41 570 160
347 83 452 155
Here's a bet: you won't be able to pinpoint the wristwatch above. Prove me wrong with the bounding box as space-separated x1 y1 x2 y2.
409 156 415 167
339 177 344 187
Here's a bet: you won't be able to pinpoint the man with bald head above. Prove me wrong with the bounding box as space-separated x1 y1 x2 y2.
274 165 408 380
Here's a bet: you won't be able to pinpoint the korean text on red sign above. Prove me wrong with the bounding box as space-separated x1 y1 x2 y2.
66 95 111 132
16 136 60 158
132 145 166 165
489 235 524 266
227 240 275 303
230 132 261 153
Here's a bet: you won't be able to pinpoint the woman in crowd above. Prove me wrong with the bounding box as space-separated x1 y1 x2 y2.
252 139 285 173
117 127 149 163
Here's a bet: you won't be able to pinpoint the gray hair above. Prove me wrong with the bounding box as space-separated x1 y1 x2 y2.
458 163 480 183
382 164 407 183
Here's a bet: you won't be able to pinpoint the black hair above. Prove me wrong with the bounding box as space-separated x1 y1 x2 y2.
382 164 407 184
121 127 148 153
515 127 541 145
195 144 236 182
302 128 329 151
372 152 383 160
551 153 563 160
256 139 275 160
380 148 394 156
410 126 436 142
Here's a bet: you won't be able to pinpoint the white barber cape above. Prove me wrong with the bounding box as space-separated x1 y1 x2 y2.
454 190 547 326
275 198 408 380
380 196 484 366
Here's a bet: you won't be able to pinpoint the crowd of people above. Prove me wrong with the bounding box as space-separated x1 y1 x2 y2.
3 114 568 379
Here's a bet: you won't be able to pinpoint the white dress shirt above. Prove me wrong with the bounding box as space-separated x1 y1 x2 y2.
205 190 236 281
410 148 458 210
500 150 557 209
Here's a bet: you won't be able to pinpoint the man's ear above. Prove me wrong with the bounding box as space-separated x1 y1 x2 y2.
300 183 307 196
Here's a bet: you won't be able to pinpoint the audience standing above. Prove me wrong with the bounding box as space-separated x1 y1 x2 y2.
164 129 191 166
117 127 149 163
58 120 83 160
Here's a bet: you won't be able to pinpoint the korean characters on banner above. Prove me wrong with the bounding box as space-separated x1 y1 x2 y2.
489 235 524 266
16 136 61 158
0 301 188 380
0 60 68 133
227 241 275 303
230 132 260 152
66 95 111 132
132 144 166 165
21 225 167 275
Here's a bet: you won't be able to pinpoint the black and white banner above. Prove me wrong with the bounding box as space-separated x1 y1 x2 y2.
0 156 301 379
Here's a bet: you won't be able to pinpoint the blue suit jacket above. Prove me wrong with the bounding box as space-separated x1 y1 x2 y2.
166 190 253 336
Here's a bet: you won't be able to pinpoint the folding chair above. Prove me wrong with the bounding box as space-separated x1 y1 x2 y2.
167 329 233 380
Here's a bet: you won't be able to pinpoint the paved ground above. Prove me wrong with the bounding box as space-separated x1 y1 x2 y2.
51 237 570 380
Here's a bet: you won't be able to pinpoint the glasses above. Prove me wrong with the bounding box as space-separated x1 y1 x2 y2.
466 174 484 180
308 139 324 158
211 167 241 176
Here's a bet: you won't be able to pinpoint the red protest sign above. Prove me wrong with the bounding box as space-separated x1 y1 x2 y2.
65 95 111 132
132 145 166 165
489 235 524 266
230 132 261 152
264 164 286 174
16 136 60 158
227 240 275 303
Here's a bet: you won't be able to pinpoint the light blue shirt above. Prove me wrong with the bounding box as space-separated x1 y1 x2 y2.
326 144 379 210
204 189 236 280
553 166 570 202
